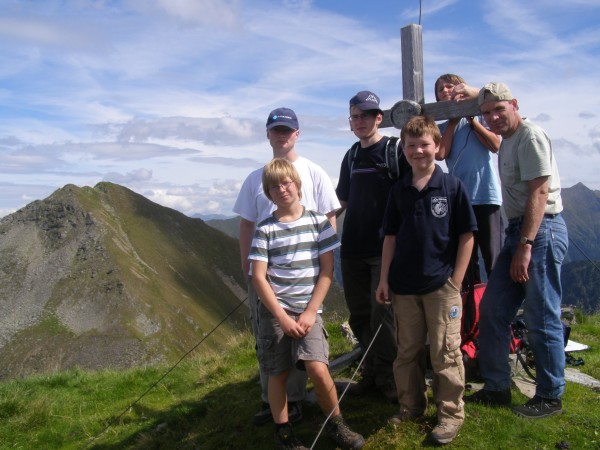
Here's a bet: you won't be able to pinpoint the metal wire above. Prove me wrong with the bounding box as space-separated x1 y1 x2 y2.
82 296 248 449
309 305 394 450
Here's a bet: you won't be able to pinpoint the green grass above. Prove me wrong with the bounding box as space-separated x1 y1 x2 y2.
1 316 599 449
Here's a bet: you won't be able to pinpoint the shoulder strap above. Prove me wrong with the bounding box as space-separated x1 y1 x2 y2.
385 136 405 180
347 142 360 178
349 137 406 180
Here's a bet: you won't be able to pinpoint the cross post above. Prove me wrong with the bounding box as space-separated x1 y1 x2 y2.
380 24 481 130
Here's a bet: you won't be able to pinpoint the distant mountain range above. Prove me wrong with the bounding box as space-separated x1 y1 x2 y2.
559 183 600 312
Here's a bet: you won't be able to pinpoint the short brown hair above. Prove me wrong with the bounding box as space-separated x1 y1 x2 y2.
434 73 466 101
400 115 441 146
262 158 302 201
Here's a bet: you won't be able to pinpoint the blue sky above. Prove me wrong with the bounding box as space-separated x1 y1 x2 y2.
1 0 599 218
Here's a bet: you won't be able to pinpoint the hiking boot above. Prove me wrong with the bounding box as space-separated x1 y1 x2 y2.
252 402 272 426
463 388 511 406
513 395 563 419
388 408 423 425
274 423 308 450
380 381 399 404
252 401 303 426
430 422 461 445
345 377 376 396
325 415 365 449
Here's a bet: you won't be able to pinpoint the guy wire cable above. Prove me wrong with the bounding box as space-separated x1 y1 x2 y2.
82 296 248 449
569 237 600 275
309 303 395 450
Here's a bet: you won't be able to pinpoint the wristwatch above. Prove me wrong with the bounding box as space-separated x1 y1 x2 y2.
519 236 534 246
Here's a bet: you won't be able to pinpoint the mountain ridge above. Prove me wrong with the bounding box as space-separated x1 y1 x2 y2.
0 182 248 380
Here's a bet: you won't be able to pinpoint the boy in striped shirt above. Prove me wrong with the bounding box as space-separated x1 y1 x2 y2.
249 159 364 450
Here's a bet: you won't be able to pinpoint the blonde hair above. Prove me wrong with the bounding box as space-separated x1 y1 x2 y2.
262 158 302 201
400 115 441 146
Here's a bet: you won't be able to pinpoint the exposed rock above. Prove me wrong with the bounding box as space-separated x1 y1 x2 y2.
0 183 247 379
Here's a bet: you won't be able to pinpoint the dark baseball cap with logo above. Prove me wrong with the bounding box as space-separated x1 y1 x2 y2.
349 90 382 113
266 107 299 130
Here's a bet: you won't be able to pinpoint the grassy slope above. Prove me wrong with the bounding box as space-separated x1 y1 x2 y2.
1 314 599 450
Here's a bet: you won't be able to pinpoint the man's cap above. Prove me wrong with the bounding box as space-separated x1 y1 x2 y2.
266 107 299 130
478 82 515 106
349 90 382 111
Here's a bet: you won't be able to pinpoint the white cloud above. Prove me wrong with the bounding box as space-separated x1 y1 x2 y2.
0 0 599 219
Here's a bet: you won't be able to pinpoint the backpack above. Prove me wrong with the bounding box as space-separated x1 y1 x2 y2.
460 282 573 382
460 282 486 380
347 136 407 180
460 282 528 381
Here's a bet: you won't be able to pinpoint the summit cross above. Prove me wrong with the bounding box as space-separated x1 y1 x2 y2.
380 24 481 130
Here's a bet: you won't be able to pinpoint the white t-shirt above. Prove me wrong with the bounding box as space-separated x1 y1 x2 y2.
233 156 340 223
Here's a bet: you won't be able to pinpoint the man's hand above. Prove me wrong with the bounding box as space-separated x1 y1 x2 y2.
510 245 532 283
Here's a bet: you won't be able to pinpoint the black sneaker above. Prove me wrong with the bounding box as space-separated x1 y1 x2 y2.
252 402 303 426
379 381 398 404
464 388 511 406
325 415 365 449
513 395 563 419
252 402 272 426
274 423 308 450
345 377 377 396
288 401 303 424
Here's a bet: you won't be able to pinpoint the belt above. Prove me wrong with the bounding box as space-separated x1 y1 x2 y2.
508 213 560 224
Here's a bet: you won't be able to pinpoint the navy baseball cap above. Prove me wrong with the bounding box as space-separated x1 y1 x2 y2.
266 107 299 130
349 90 382 112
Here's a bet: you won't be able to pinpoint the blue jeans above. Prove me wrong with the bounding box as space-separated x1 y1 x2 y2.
478 214 568 399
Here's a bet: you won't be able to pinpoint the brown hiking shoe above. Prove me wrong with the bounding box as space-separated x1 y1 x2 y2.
325 415 365 449
388 408 424 425
430 422 461 445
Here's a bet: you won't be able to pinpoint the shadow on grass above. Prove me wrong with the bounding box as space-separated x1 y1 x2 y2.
86 372 407 450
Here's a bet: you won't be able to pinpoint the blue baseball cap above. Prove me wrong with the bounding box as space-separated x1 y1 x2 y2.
349 90 382 112
266 107 299 130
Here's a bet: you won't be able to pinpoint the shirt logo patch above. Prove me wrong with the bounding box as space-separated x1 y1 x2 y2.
431 197 448 218
449 306 460 320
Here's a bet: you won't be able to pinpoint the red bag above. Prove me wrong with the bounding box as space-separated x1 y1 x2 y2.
460 282 486 361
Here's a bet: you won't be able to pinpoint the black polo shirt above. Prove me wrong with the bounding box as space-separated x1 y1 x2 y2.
382 165 477 295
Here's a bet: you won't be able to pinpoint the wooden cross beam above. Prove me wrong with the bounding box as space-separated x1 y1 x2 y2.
380 24 481 130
